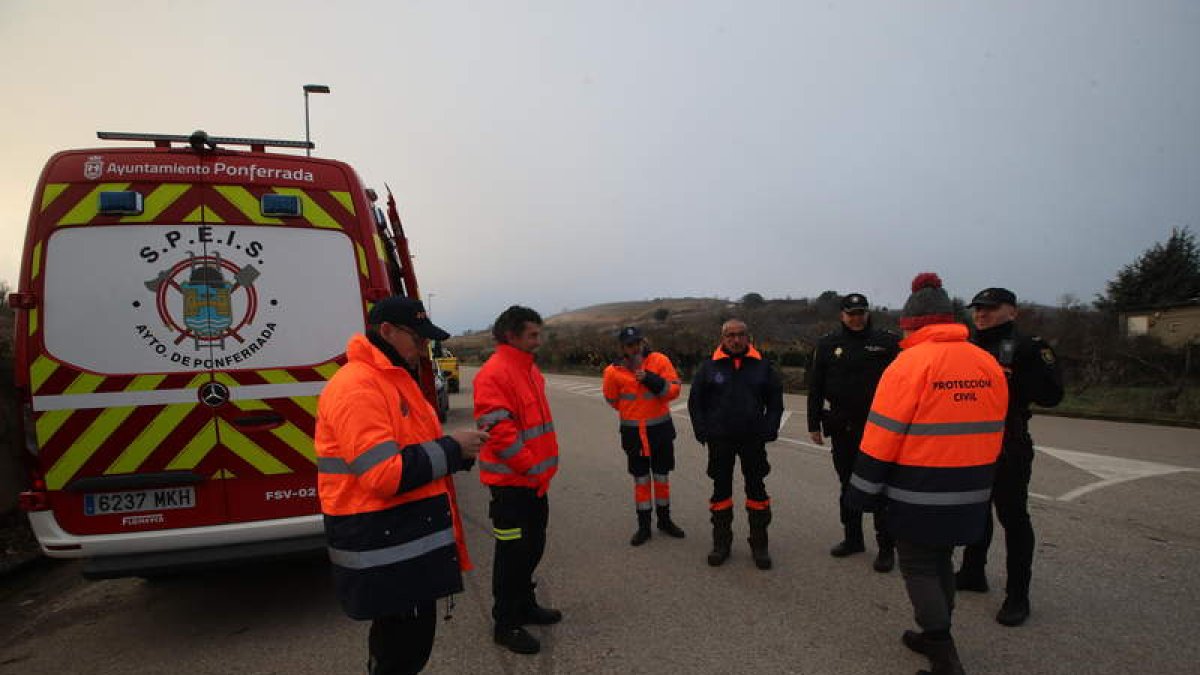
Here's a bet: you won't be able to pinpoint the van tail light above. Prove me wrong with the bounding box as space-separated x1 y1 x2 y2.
19 474 49 511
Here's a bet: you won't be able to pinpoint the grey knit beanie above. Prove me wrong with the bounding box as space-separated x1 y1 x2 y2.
899 272 955 331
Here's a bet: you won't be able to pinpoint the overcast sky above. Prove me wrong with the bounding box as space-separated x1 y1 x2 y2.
1 1 1197 334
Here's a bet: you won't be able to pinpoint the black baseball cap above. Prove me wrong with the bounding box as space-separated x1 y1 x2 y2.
617 326 643 344
368 296 450 340
841 293 869 312
967 288 1017 308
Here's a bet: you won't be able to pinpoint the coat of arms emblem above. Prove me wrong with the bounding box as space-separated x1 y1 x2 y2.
84 155 104 180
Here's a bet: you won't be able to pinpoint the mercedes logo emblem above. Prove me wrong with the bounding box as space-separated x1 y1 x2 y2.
198 382 231 408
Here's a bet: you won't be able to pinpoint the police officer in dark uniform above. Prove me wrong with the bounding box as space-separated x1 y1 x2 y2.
807 293 901 572
956 287 1063 627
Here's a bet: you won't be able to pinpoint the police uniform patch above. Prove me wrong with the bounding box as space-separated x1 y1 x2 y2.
834 347 843 358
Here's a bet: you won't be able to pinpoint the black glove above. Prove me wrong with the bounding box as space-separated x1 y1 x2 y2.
640 371 666 395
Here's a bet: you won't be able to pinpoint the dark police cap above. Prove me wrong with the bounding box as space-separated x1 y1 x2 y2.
368 296 450 341
841 293 869 311
968 287 1017 308
617 326 643 344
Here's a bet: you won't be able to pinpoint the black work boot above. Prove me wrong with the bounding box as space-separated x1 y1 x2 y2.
954 567 989 593
656 506 685 538
630 510 652 546
916 636 965 675
707 508 733 566
830 519 865 557
996 594 1030 627
873 546 895 573
747 507 772 570
901 630 932 656
494 626 541 654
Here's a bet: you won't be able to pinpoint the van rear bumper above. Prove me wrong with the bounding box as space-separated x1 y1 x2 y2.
28 511 326 578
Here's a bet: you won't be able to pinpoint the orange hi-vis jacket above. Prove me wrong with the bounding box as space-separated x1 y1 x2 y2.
602 350 681 456
848 323 1009 546
474 344 559 494
315 334 470 620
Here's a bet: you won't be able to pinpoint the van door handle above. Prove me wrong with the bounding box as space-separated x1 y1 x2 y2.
67 471 204 492
230 412 285 432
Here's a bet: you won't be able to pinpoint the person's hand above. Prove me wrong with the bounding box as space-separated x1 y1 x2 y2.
635 369 647 382
809 431 824 445
449 429 488 461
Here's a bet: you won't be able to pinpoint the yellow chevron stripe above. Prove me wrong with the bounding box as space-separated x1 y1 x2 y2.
120 183 191 223
46 406 138 489
165 422 220 471
271 422 316 463
212 469 236 479
213 185 282 225
330 190 355 215
373 232 388 262
31 241 42 280
272 187 341 229
125 374 168 392
105 402 199 475
34 410 71 452
30 355 59 393
28 308 38 337
315 362 341 379
290 395 318 417
356 243 368 277
64 372 105 395
182 206 224 223
58 183 131 226
255 369 298 385
217 424 292 474
41 183 69 211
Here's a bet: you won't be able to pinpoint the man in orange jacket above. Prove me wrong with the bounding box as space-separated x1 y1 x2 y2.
315 296 487 675
848 273 1008 675
473 305 561 655
602 326 686 546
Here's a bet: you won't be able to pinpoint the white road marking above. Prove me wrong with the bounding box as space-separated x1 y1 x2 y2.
1038 445 1197 501
778 411 792 432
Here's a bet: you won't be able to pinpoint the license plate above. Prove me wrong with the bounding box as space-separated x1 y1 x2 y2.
84 487 196 516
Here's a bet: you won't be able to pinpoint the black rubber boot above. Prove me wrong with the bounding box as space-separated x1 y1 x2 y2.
656 506 685 538
916 636 965 675
873 546 895 572
494 626 541 655
747 507 772 570
707 509 733 566
830 520 865 557
630 510 652 546
996 594 1030 627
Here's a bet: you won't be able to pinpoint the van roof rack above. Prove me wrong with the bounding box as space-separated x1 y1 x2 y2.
97 130 314 153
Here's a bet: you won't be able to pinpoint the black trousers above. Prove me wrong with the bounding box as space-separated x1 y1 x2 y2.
707 438 770 504
625 438 675 476
368 600 437 675
961 447 1035 596
489 485 549 629
897 540 956 637
830 424 891 547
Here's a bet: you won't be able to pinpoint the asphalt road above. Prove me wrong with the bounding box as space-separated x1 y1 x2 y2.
2 367 1198 674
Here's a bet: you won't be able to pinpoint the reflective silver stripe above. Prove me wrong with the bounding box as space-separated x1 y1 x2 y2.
635 475 651 485
496 439 524 460
654 497 670 506
652 473 669 483
619 414 672 428
526 456 559 475
637 502 652 511
327 527 455 570
619 393 638 401
849 474 885 495
868 411 1005 436
480 461 514 474
522 422 555 441
422 441 447 480
317 441 400 475
640 393 658 400
605 397 619 404
476 409 513 428
886 486 993 506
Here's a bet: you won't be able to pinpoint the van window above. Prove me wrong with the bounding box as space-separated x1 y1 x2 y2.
42 224 364 374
